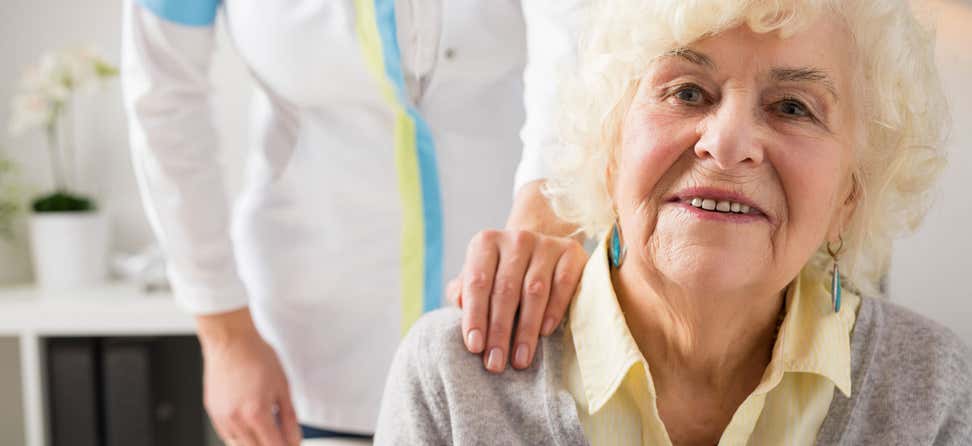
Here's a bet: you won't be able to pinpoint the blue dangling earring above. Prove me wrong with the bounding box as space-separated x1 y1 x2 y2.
609 221 627 269
827 236 844 313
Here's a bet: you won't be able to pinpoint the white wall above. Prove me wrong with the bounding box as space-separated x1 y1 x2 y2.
890 0 972 345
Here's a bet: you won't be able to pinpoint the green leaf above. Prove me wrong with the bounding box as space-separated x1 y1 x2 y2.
31 190 96 213
94 60 119 78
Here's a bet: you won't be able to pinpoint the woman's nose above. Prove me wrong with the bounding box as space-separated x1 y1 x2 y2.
694 96 766 169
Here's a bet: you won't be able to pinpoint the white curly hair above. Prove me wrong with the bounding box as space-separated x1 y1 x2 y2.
543 0 949 297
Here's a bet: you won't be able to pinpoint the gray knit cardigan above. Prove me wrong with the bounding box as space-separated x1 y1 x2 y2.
375 298 972 445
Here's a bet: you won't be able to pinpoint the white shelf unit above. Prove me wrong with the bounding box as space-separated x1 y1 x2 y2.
0 283 194 446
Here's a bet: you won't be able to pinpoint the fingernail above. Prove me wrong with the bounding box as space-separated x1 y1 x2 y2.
514 344 530 369
542 318 556 336
467 329 484 353
487 347 504 372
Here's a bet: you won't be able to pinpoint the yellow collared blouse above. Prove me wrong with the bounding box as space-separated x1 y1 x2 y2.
563 239 861 446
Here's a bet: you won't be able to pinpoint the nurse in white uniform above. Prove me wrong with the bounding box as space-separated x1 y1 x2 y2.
122 0 588 444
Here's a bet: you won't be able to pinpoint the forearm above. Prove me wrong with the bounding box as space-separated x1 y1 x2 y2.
506 180 580 240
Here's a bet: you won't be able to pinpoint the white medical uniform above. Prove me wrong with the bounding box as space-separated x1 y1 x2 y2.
122 0 583 433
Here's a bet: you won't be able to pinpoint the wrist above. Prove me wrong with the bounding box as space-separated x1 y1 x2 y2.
507 180 581 240
195 307 260 352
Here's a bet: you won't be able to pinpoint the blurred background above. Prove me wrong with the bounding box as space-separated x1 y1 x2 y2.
0 0 969 445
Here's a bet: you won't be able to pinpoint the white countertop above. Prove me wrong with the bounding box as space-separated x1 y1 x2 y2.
0 282 195 336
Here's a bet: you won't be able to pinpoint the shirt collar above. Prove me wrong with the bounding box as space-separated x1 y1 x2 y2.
568 236 854 415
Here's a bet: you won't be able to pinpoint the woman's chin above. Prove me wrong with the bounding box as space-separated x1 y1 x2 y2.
651 248 768 294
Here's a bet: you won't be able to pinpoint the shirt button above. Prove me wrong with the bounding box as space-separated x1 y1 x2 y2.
444 48 456 60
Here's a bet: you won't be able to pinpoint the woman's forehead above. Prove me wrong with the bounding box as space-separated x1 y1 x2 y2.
656 19 855 89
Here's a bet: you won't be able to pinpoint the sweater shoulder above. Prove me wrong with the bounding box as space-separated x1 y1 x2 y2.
862 297 972 382
401 307 468 363
401 307 570 384
837 298 972 443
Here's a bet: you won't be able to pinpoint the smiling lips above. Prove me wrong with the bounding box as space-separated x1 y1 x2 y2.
689 197 750 214
669 187 769 221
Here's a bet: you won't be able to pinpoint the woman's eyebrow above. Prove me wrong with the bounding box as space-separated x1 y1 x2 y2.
666 48 716 69
662 49 840 102
771 67 840 102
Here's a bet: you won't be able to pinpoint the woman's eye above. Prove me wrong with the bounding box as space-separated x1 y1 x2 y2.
673 85 705 104
775 99 811 118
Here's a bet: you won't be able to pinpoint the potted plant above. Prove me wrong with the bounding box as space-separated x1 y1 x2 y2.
7 47 118 290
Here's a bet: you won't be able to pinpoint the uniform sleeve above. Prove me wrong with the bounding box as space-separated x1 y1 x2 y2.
514 0 588 194
121 0 250 314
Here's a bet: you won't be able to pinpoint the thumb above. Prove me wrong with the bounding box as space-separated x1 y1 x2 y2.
446 276 463 308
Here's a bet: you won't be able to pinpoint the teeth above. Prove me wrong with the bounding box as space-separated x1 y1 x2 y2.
688 197 753 214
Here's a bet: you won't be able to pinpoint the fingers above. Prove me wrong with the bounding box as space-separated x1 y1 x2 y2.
461 231 501 354
218 418 258 446
250 404 288 446
458 229 588 373
211 419 236 446
276 394 303 446
242 402 288 446
446 276 463 308
483 231 535 373
542 242 587 336
202 332 298 446
210 403 259 446
510 237 558 370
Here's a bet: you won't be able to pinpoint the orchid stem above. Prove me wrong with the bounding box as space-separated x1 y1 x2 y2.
45 120 67 192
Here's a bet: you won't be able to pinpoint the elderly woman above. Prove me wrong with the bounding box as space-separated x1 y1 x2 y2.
374 0 972 444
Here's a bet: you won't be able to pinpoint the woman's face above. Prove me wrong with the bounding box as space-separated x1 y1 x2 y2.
614 17 859 297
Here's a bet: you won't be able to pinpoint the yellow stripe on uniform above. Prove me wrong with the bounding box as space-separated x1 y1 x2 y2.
353 0 426 334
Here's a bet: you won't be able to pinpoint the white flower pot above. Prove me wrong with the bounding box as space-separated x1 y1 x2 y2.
28 211 109 291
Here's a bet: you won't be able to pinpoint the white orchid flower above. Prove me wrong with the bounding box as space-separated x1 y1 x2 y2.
63 50 98 93
8 93 53 136
8 46 117 136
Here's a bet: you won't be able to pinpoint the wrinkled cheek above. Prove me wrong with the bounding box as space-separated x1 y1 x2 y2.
774 171 842 265
615 153 684 265
779 193 838 267
645 207 690 253
616 132 687 210
614 157 662 251
622 203 659 262
614 112 696 256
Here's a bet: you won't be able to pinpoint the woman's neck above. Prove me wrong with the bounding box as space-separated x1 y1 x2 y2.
611 265 784 444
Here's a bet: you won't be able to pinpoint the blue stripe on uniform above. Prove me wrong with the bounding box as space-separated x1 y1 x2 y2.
412 111 444 312
374 0 445 312
135 0 221 26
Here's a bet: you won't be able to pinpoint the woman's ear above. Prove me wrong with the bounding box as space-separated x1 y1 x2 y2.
605 156 616 199
827 173 860 242
604 79 641 216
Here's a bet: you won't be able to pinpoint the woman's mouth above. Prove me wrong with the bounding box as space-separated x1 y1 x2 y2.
686 197 752 214
667 187 771 223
